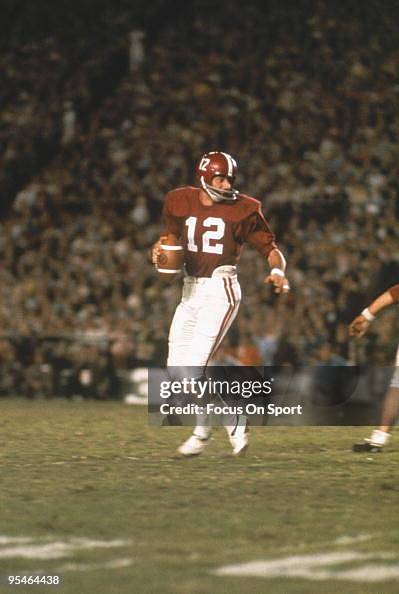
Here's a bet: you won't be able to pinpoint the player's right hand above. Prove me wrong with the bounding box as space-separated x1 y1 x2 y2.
349 315 370 338
151 235 168 265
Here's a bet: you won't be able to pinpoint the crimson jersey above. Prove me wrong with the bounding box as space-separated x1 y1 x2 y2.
162 186 277 277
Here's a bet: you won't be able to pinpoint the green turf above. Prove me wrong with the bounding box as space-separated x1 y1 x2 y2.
0 398 398 594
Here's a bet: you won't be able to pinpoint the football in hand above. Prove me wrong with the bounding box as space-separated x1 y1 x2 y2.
156 237 184 280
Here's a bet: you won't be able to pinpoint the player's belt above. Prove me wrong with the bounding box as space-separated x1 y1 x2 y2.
184 265 237 284
211 265 237 278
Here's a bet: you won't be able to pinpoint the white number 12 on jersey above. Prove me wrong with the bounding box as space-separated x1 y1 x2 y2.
185 216 225 254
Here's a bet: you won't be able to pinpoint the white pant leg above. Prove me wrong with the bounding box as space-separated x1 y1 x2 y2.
167 270 241 435
167 274 241 367
389 345 399 388
207 276 241 362
166 298 198 367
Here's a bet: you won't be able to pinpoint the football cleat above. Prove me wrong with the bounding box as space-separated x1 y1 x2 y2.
229 432 249 456
352 440 383 453
227 415 249 455
177 434 209 457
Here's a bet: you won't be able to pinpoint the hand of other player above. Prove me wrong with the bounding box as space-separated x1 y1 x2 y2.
264 273 290 294
348 315 370 338
151 235 168 266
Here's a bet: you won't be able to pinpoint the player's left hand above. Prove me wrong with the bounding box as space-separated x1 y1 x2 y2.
264 273 290 294
349 315 370 338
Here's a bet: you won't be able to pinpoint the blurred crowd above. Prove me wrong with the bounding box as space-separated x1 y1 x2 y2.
0 0 399 397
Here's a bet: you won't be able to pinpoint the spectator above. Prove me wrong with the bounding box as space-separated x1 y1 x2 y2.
0 1 398 397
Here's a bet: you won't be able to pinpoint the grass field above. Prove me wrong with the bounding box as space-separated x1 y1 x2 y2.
0 397 399 594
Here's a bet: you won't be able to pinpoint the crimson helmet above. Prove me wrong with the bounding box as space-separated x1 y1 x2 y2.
196 151 239 202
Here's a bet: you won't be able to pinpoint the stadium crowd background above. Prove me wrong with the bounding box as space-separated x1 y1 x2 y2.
1 0 398 398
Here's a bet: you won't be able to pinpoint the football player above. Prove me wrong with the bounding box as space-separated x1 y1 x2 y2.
350 284 399 452
152 151 289 456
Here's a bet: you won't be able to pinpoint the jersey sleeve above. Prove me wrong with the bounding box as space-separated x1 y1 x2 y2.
162 191 184 237
237 204 277 257
388 284 399 302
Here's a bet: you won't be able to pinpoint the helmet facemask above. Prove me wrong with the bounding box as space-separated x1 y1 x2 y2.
199 175 239 202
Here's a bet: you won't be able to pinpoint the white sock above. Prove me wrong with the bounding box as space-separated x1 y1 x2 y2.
369 429 390 446
193 425 211 440
225 415 247 438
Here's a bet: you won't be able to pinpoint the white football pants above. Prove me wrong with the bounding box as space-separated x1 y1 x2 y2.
167 265 241 367
167 265 242 435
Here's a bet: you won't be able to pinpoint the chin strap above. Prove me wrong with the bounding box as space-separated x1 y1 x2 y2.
200 177 239 202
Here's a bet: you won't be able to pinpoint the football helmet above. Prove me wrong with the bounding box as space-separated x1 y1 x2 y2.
196 151 239 202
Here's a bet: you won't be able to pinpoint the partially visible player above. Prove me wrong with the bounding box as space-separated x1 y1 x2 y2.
349 284 399 452
152 151 289 456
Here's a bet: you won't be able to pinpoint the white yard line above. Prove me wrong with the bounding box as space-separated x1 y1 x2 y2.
333 534 373 546
214 551 399 582
0 537 36 545
56 557 134 572
0 537 131 559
